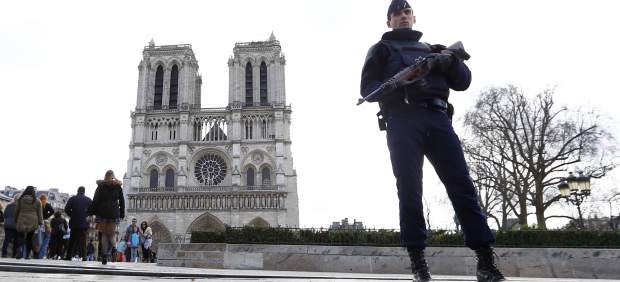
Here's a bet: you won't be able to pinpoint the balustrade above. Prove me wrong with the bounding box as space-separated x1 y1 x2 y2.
135 185 279 193
127 191 286 212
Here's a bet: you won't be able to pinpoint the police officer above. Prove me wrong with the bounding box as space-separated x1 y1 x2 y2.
360 1 505 281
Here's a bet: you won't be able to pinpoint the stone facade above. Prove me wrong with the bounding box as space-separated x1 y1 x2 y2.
124 35 299 247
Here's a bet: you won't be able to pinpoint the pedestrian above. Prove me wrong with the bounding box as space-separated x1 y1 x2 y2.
125 218 141 263
64 186 93 261
14 186 43 259
49 210 68 259
116 237 126 262
86 238 95 261
360 1 505 281
38 194 54 259
88 170 125 265
140 221 153 262
1 194 20 258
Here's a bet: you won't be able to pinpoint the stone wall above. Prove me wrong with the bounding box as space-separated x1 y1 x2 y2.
157 243 620 279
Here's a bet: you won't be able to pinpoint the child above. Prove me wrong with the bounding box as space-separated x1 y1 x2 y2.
116 239 126 262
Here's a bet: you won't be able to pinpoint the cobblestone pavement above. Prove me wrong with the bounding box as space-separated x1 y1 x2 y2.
0 258 618 281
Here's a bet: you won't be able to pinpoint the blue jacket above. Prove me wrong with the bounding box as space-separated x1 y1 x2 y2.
65 193 93 229
3 203 16 230
360 28 471 112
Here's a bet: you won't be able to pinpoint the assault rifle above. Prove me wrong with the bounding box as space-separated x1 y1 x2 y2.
356 41 470 106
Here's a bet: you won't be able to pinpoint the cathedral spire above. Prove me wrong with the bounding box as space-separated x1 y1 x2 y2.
149 38 155 48
269 32 276 42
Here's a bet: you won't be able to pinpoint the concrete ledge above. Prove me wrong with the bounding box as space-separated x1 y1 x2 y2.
157 243 620 279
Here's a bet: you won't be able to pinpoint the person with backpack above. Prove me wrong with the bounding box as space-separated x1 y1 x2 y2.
2 194 20 258
49 210 68 259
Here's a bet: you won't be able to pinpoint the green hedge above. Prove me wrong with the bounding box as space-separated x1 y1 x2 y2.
191 227 620 248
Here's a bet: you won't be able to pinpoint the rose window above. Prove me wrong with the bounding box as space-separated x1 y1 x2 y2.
194 154 227 185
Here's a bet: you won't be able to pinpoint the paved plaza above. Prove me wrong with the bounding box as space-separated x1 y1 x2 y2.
1 258 619 281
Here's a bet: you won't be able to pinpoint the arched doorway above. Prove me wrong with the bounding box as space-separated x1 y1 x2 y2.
186 212 226 233
149 221 173 253
247 217 270 228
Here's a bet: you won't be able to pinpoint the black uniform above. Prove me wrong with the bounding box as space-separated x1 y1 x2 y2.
360 28 495 250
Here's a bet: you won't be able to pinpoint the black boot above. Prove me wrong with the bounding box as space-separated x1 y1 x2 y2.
475 247 505 282
408 248 432 282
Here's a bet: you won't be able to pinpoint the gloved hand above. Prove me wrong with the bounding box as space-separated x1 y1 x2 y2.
428 53 455 72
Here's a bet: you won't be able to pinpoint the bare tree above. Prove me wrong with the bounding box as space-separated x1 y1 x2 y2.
462 85 615 229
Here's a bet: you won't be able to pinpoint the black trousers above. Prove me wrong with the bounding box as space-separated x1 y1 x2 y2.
1 228 18 257
49 232 65 258
141 243 151 262
65 228 88 259
386 108 495 250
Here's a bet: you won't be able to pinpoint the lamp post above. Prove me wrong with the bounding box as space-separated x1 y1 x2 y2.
557 171 591 230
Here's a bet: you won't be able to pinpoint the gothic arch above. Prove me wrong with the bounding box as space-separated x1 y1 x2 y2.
153 64 165 109
241 149 275 169
242 57 256 65
151 60 166 70
259 164 273 185
162 165 176 188
144 151 178 169
144 165 159 188
168 58 183 70
257 56 269 65
148 220 173 253
186 212 226 233
247 217 270 228
243 164 257 186
191 148 231 166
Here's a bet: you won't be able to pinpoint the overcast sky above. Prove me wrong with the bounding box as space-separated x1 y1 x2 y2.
1 0 619 229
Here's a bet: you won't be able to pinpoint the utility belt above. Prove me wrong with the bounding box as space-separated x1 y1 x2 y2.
377 97 454 131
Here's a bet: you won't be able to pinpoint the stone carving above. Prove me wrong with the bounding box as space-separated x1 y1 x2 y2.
241 146 248 154
144 149 152 157
233 165 240 175
252 152 264 165
156 155 168 166
225 144 232 153
172 148 179 156
266 146 275 153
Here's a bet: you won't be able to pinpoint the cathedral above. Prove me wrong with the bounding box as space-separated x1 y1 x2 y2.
123 34 299 244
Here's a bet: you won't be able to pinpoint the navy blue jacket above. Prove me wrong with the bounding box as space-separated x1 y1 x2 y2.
65 193 93 229
2 203 17 230
360 29 471 111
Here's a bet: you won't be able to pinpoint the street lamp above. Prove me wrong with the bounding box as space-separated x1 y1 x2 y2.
557 171 592 230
